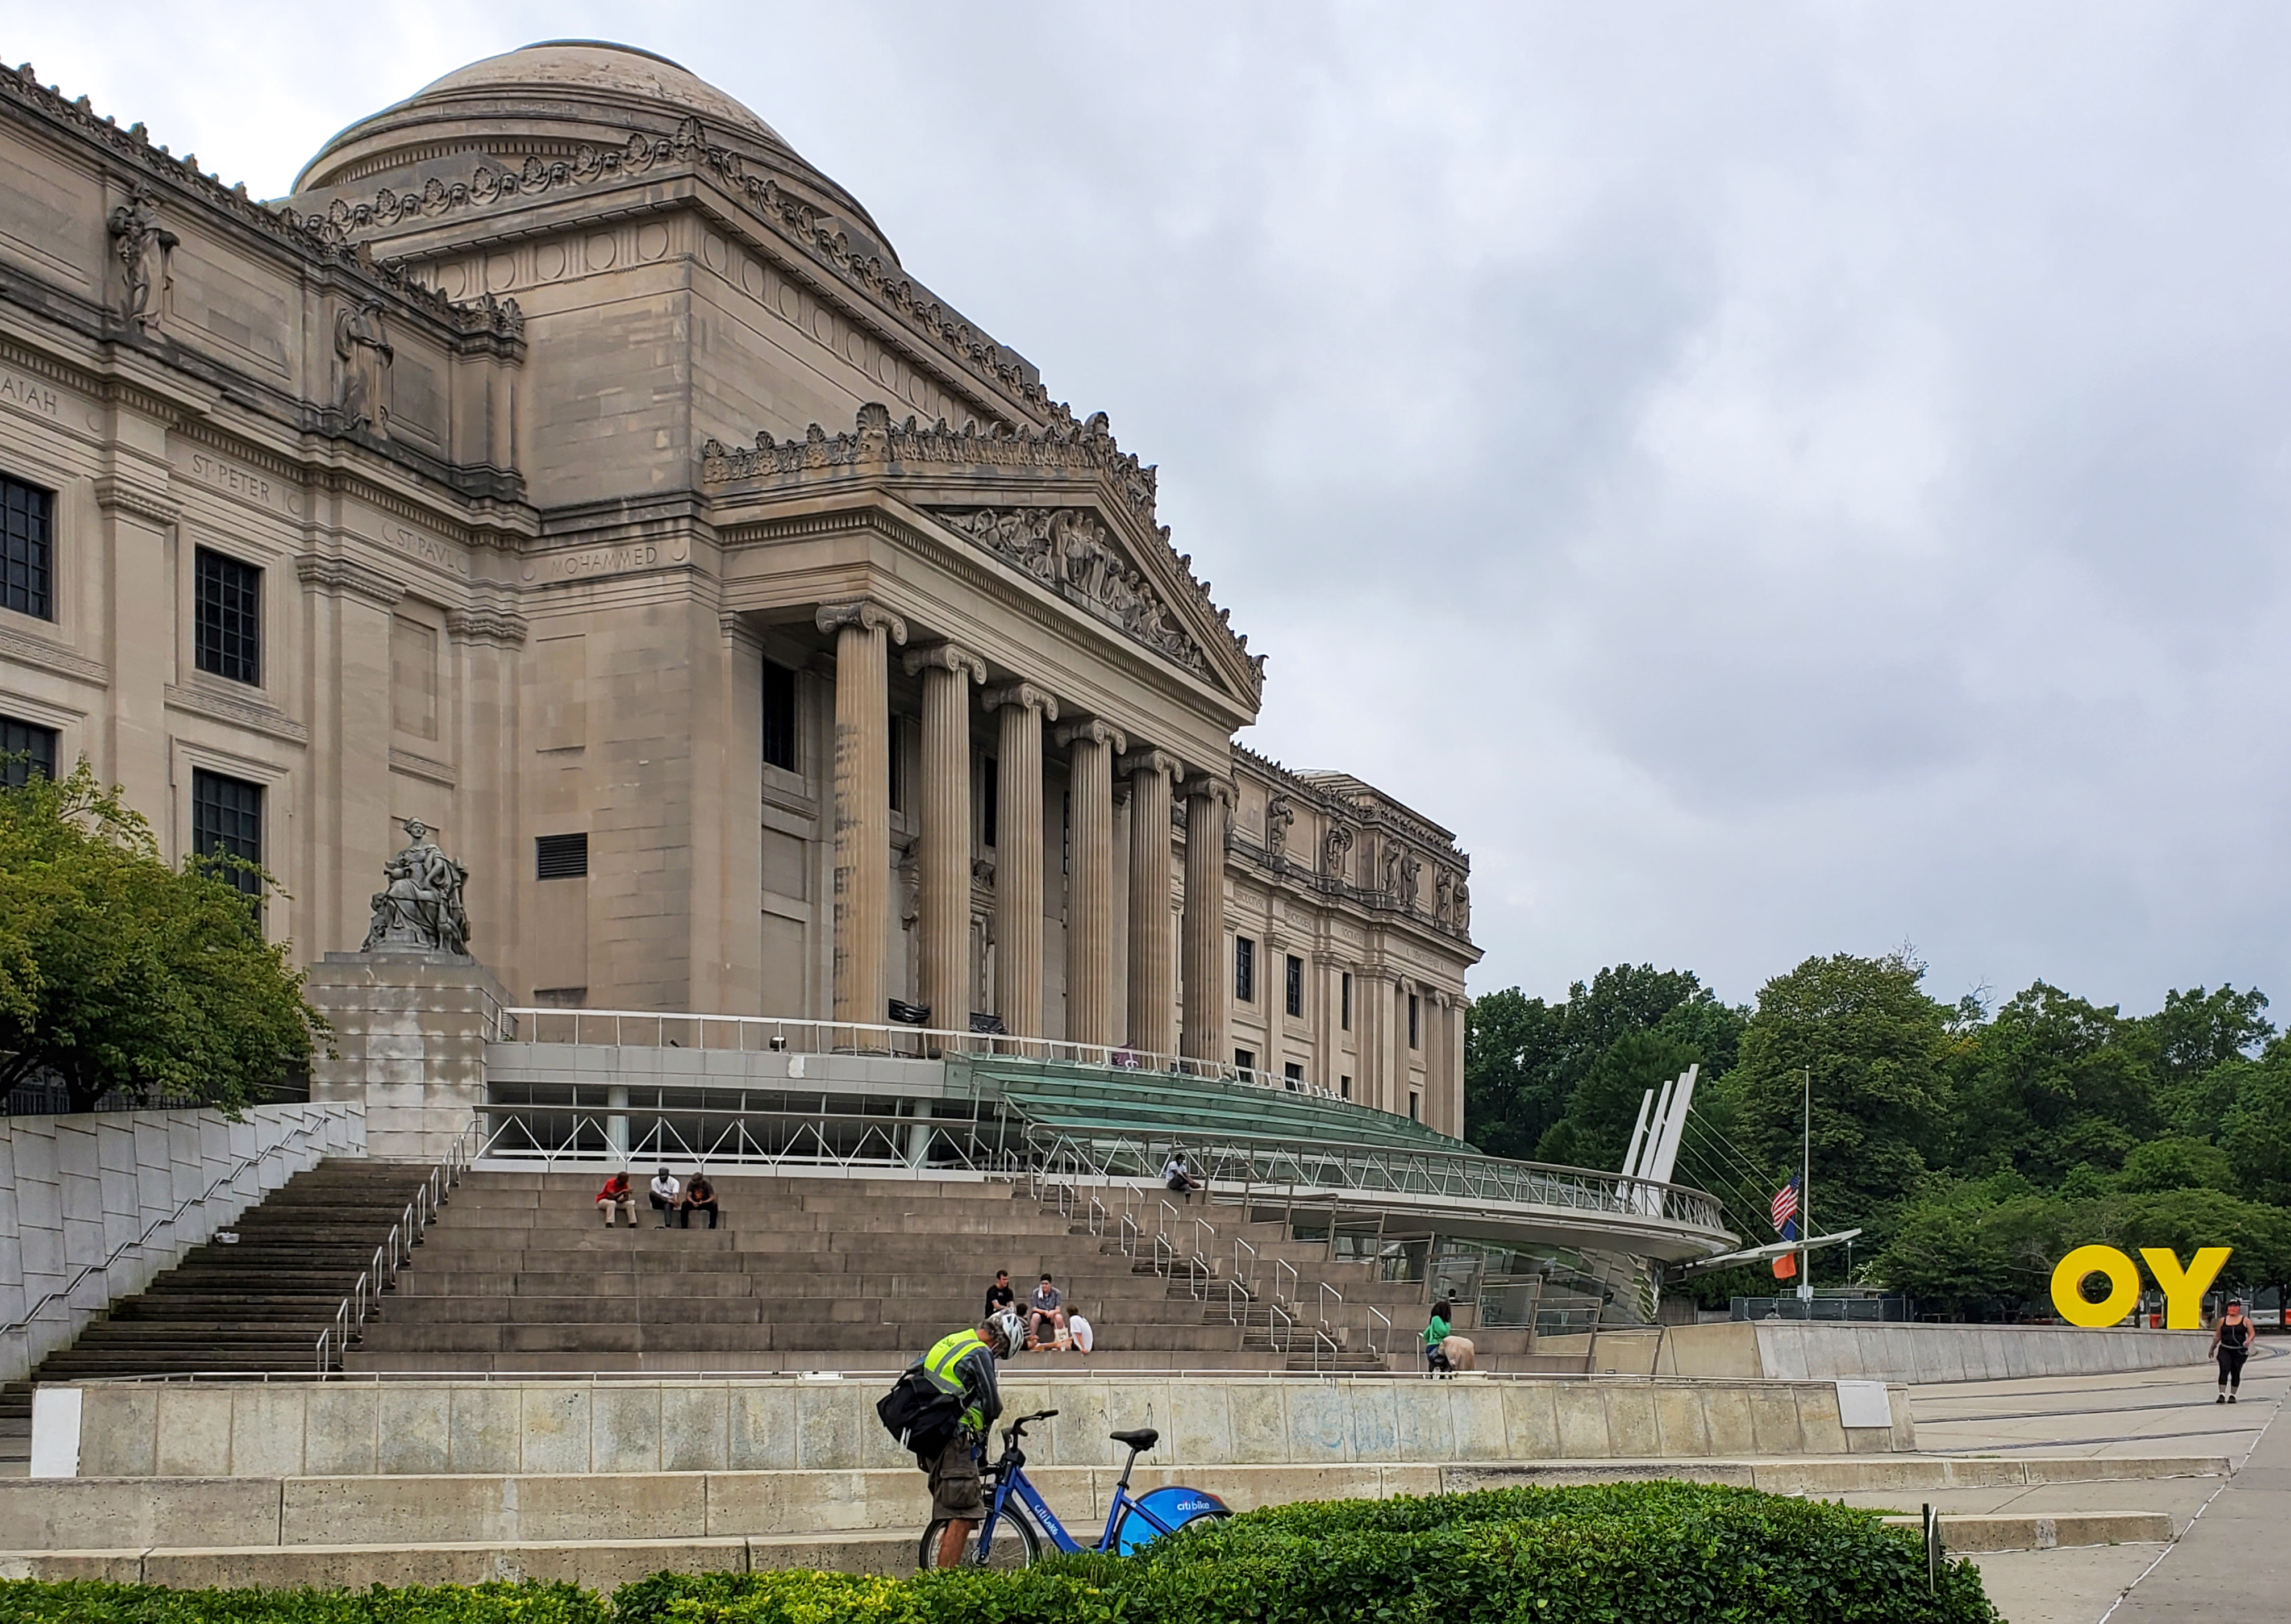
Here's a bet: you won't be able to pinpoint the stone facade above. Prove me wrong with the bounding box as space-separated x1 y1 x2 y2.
0 43 1477 1128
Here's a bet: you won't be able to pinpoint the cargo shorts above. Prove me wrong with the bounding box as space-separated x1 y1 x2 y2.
927 1433 986 1522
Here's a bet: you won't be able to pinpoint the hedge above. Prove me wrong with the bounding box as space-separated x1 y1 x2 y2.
0 1582 607 1624
0 1484 2001 1624
619 1483 2003 1623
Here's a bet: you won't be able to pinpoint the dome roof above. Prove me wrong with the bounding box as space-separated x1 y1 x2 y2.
292 40 894 258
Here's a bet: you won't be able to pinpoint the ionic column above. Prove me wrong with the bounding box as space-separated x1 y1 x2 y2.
817 601 907 1028
905 642 985 1036
1180 774 1233 1064
986 683 1059 1036
1056 718 1126 1048
1122 749 1182 1056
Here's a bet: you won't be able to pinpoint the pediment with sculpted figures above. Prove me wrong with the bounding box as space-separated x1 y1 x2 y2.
700 404 1264 702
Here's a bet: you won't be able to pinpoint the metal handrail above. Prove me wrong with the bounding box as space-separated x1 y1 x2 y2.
1231 1235 1259 1290
1013 1123 1728 1238
315 1116 478 1373
1275 1257 1301 1308
495 1007 1349 1103
1367 1304 1392 1358
1118 1213 1140 1259
3 1107 348 1344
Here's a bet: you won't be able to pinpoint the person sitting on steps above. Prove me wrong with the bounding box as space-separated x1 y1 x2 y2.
1027 1273 1065 1351
1164 1150 1203 1201
596 1170 638 1227
649 1167 682 1227
682 1171 720 1230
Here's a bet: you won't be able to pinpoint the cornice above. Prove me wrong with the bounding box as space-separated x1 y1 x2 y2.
90 474 180 527
445 605 529 647
295 552 405 608
162 682 309 745
0 623 110 686
388 747 456 787
0 63 525 345
294 117 1043 419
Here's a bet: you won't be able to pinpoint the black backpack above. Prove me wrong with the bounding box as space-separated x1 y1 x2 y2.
877 1368 964 1462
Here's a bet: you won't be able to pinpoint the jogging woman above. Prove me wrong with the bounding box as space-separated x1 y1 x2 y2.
2212 1300 2254 1404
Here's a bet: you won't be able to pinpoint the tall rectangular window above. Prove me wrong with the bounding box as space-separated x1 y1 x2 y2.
1234 1047 1256 1075
1340 1075 1352 1102
194 547 261 686
0 715 59 788
190 768 263 898
888 715 905 813
2 475 54 621
982 757 998 848
1234 935 1255 1005
1284 953 1304 1018
1409 1091 1421 1123
1283 1061 1303 1090
1409 992 1421 1049
1341 972 1352 1031
761 659 798 772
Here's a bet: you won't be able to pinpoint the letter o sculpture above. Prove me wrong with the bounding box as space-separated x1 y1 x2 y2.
2050 1244 2142 1327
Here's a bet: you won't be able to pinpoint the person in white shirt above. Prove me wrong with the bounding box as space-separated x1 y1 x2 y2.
1164 1151 1202 1200
648 1167 683 1228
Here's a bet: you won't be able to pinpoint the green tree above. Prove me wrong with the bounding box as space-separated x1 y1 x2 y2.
0 761 325 1114
1870 1178 2072 1319
1535 1028 1699 1169
2114 1135 2234 1194
1946 982 2155 1183
1465 965 1743 1163
2135 984 2273 1139
1731 951 1951 1239
2221 1047 2291 1208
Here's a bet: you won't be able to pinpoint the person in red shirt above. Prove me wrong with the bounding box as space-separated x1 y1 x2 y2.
596 1171 638 1227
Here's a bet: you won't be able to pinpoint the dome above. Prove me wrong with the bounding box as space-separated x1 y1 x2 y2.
291 40 895 259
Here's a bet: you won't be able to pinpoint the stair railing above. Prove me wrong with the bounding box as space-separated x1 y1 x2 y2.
1274 1257 1300 1309
1231 1235 1259 1291
1319 1281 1345 1350
1366 1304 1392 1358
2 1107 346 1354
1118 1213 1140 1260
315 1116 478 1374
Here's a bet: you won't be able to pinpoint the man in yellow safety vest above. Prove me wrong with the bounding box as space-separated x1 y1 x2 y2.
918 1310 1020 1567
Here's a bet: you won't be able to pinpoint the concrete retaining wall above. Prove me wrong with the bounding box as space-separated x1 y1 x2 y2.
0 1452 2224 1579
1 1104 366 1384
48 1373 1912 1479
1654 1321 2210 1383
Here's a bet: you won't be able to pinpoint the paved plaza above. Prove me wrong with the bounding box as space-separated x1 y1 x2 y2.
1865 1345 2285 1622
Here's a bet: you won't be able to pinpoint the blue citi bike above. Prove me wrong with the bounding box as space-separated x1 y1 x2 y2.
920 1408 1230 1570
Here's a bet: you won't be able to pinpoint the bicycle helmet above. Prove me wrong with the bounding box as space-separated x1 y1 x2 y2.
986 1310 1026 1360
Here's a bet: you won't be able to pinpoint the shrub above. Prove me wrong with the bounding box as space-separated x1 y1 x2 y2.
614 1482 2001 1623
0 1581 607 1624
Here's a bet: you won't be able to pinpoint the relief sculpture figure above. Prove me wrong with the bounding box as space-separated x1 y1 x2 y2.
107 185 176 333
335 298 394 437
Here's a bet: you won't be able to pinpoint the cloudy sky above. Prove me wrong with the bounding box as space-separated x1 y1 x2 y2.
22 4 2291 1015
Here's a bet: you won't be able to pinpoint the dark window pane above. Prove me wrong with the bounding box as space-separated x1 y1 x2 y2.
1341 972 1352 1031
2 474 55 621
1234 936 1255 1005
1409 993 1420 1049
194 547 262 686
190 769 263 898
1285 954 1304 1017
536 832 589 880
1234 1047 1255 1074
888 715 904 813
761 659 798 772
0 715 58 788
982 758 997 848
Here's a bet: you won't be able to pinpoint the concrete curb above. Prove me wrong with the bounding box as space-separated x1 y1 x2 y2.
1877 1511 2176 1552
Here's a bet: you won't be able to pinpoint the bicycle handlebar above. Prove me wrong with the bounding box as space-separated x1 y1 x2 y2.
1002 1408 1061 1443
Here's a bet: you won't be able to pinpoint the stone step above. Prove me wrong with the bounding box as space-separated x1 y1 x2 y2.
1877 1511 2174 1552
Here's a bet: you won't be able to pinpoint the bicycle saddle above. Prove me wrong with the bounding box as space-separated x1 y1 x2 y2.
1109 1427 1160 1451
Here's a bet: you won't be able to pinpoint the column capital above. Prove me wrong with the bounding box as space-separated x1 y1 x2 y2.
1056 718 1128 755
983 681 1060 722
1180 773 1235 807
902 641 986 684
1119 747 1183 782
815 599 909 646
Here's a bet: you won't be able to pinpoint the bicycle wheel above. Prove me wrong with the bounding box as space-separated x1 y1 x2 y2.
918 1508 1040 1571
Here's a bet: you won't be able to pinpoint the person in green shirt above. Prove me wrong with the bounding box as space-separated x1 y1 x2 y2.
1423 1300 1453 1376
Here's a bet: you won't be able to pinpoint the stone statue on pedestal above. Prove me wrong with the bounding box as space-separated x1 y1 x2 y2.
360 818 472 955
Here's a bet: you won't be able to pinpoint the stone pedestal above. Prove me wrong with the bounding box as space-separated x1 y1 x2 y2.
306 951 506 1164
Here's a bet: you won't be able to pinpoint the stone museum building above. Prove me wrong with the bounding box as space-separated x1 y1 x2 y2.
0 41 1479 1131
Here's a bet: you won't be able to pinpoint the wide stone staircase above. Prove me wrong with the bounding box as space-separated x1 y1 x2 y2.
0 1158 431 1472
346 1171 1505 1373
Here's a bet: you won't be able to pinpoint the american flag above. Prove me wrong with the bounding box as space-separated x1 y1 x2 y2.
1771 1175 1801 1241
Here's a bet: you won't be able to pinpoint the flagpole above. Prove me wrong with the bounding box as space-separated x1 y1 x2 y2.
1800 1065 1813 1304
